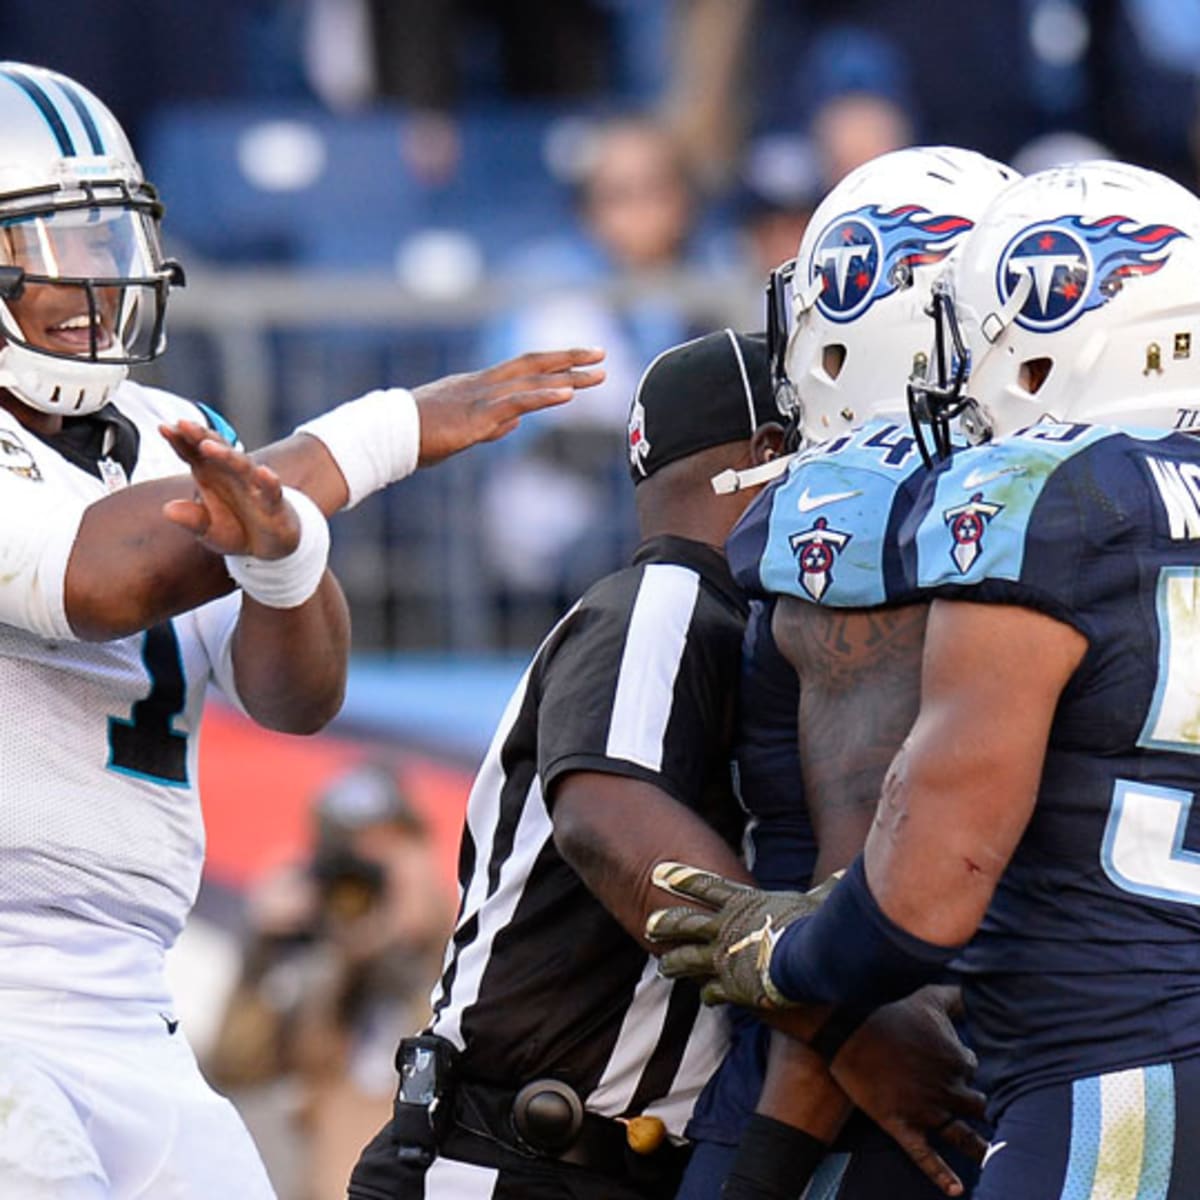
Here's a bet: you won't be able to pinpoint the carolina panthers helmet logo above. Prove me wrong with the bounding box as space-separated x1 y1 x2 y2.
810 204 974 324
997 216 1186 333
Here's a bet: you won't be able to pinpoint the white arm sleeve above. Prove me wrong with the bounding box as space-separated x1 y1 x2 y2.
0 477 83 640
188 589 250 715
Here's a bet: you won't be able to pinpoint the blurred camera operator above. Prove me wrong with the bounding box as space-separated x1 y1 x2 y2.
208 762 453 1200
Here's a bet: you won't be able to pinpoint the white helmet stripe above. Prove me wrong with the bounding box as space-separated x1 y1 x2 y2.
0 66 77 157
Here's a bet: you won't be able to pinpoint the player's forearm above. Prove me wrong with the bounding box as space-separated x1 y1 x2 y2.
552 772 752 949
66 480 236 640
230 571 350 733
757 1029 852 1138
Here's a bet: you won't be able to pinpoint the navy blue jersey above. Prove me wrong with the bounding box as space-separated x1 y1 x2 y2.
902 422 1200 1112
728 417 931 609
735 599 817 892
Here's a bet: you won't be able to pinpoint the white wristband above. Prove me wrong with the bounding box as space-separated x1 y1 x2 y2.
225 486 331 609
295 388 421 508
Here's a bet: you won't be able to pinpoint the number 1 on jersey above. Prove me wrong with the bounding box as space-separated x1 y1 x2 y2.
107 621 189 786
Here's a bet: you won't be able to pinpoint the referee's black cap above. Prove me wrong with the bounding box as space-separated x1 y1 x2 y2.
627 329 779 483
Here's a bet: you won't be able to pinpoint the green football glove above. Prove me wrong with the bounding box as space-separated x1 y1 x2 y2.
645 863 841 1009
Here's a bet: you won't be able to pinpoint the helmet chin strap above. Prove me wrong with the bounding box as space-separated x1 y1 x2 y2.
0 299 127 416
0 337 127 416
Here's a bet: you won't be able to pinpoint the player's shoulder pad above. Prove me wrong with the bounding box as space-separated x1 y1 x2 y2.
744 418 926 608
113 381 243 449
902 422 1166 591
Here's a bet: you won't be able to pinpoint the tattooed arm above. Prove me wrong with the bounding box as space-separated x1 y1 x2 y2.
772 595 929 882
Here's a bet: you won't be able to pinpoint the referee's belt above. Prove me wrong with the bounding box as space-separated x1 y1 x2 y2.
450 1076 690 1185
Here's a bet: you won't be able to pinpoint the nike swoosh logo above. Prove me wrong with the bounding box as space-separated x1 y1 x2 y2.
981 1140 1008 1169
961 465 1024 489
796 486 863 513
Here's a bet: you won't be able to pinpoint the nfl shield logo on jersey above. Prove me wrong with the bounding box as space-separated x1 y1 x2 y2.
788 517 851 601
943 492 1003 573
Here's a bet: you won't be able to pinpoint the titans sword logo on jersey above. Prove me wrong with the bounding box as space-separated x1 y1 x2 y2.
810 204 974 323
998 215 1186 333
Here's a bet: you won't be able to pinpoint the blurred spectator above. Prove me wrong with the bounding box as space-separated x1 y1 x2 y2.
662 0 759 191
796 25 916 183
207 762 452 1200
474 116 709 628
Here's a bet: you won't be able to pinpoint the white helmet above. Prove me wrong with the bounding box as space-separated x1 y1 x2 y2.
770 146 1018 447
914 160 1200 453
0 63 183 416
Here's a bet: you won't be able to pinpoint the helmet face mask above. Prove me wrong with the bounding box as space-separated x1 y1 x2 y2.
920 161 1200 449
0 63 183 417
781 146 1020 448
765 256 803 450
907 278 973 465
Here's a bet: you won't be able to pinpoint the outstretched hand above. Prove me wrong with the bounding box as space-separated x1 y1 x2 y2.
413 346 606 465
160 419 300 559
645 862 837 1008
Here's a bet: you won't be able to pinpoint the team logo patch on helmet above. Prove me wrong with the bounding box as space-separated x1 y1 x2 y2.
943 492 1003 573
788 517 852 601
998 215 1186 333
810 204 974 324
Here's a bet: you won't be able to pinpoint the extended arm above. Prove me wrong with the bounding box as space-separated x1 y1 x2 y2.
862 599 1086 945
551 771 755 948
63 348 605 640
161 433 349 733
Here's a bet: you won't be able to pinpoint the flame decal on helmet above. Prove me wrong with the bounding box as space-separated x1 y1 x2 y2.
997 215 1188 333
809 204 974 324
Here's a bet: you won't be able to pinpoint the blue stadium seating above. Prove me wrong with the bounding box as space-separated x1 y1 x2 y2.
139 101 576 271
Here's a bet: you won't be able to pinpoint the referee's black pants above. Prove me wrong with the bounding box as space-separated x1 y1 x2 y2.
348 1118 681 1200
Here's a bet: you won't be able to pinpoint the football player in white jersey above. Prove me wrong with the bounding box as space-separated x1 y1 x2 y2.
0 61 604 1200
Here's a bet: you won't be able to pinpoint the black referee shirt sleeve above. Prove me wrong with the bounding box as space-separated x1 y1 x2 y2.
538 558 738 813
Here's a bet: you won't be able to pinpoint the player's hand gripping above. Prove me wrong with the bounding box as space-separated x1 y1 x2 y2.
645 862 838 1008
827 988 988 1195
413 347 606 464
160 420 300 559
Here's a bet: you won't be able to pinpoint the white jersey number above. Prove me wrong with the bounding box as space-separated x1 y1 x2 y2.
1102 781 1200 906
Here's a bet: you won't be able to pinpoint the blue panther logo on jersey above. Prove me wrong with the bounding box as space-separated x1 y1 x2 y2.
998 215 1186 333
788 517 852 601
943 492 1003 573
810 205 974 324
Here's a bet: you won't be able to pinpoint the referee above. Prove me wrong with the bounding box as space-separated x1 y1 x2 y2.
347 330 788 1200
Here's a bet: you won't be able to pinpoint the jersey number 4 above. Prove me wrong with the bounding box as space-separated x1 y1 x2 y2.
107 622 189 787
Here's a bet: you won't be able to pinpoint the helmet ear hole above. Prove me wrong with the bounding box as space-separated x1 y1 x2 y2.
1018 357 1053 395
822 343 847 380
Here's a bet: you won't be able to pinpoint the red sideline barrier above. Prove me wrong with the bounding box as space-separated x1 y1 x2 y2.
198 703 472 894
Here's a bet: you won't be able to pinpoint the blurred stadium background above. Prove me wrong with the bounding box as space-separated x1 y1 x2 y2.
10 1 1200 1193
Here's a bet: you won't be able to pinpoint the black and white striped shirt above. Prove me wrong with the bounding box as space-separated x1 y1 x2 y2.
427 535 748 1136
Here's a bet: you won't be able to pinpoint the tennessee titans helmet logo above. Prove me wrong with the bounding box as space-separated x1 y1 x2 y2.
810 205 974 324
998 216 1186 333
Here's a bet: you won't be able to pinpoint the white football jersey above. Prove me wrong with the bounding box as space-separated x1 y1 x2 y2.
0 380 244 1001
